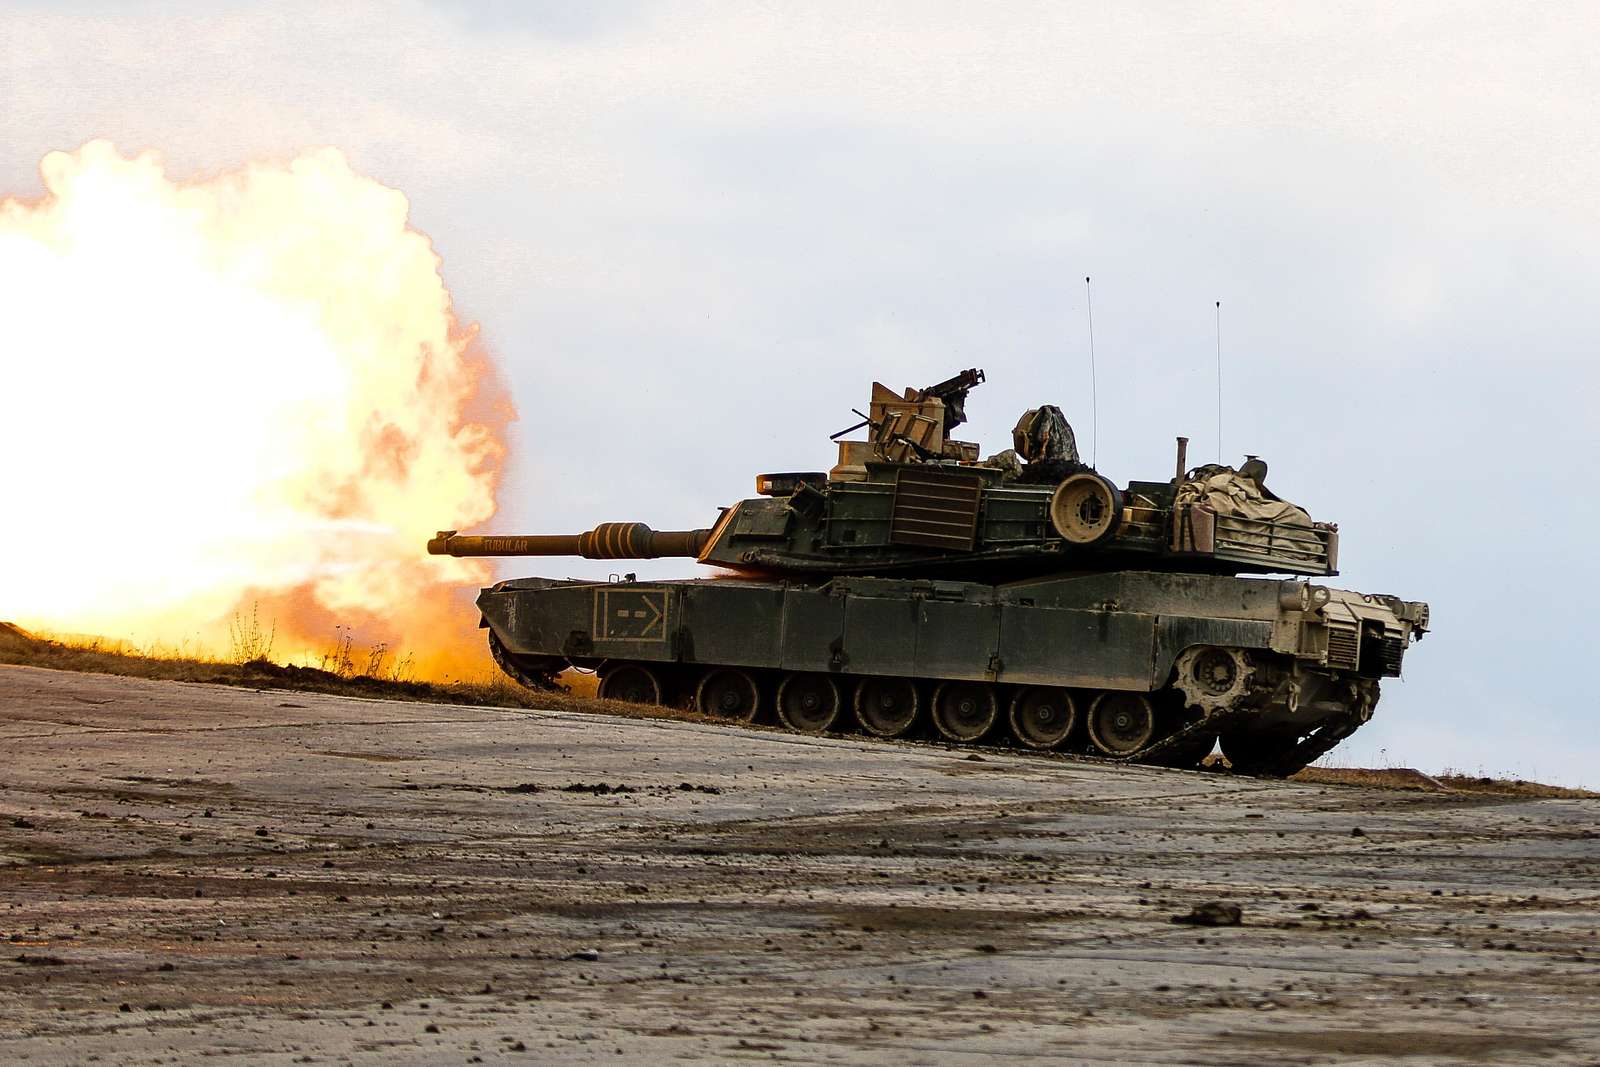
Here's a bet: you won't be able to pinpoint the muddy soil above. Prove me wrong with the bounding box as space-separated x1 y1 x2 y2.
1 664 1597 1064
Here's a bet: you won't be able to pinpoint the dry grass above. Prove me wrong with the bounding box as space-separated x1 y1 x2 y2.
1431 774 1598 799
227 605 276 664
1 620 537 709
0 620 715 725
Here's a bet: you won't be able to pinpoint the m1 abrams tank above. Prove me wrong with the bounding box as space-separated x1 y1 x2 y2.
430 369 1429 777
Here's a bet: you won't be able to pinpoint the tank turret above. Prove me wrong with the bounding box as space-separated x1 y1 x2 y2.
431 368 1339 581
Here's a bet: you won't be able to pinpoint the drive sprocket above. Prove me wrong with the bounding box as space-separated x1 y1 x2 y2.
1173 646 1254 714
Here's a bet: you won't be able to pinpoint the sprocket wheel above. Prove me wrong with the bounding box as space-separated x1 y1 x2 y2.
1173 646 1254 714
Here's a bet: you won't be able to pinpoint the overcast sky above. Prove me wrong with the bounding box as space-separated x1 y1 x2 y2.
3 2 1595 783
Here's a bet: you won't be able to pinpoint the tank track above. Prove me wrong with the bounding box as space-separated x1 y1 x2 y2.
492 645 1375 777
1217 675 1380 778
488 633 567 693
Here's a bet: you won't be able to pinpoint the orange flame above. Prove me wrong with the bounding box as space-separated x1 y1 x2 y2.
0 141 511 678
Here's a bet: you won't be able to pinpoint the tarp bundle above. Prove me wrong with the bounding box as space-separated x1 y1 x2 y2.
1175 466 1325 565
1176 465 1311 526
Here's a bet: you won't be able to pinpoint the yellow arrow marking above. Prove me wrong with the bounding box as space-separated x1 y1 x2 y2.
638 594 664 637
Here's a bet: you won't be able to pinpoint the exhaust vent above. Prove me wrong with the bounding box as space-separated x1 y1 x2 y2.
1325 621 1359 670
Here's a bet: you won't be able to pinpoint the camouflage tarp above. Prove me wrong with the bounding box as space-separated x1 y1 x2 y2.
980 448 1025 480
1176 465 1321 563
1176 465 1312 527
1012 405 1079 465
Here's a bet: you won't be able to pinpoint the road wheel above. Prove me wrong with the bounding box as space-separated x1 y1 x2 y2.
1087 691 1156 757
597 663 663 705
1008 686 1077 750
695 668 761 722
853 677 920 738
931 681 998 742
777 673 842 734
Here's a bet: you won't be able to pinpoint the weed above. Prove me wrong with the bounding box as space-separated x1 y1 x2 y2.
389 651 416 684
319 626 355 678
228 604 276 665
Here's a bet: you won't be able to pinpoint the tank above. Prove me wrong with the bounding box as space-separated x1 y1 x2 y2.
430 369 1429 777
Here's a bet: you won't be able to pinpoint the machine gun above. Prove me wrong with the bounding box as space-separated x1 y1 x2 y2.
831 367 986 444
919 367 985 431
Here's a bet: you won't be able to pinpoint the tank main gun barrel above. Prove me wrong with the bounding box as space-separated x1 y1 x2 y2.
428 523 710 560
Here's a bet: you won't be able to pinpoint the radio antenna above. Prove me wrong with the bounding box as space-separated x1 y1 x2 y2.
1085 276 1098 467
1214 299 1223 463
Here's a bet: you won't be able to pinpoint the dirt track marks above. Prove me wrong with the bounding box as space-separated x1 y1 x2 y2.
2 663 1598 1065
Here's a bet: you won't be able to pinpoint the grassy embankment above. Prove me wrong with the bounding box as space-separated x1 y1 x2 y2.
0 620 672 721
1 620 1590 798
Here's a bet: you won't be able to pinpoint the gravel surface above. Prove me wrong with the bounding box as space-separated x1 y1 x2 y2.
2 663 1597 1064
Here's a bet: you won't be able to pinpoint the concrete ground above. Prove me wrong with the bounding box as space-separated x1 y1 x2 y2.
1 663 1597 1065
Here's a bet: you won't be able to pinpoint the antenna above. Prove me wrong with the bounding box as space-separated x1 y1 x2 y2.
1084 276 1098 467
1214 299 1223 463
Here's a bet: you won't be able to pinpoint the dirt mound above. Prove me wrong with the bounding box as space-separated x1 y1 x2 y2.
1292 765 1596 799
0 621 41 653
1293 766 1453 792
